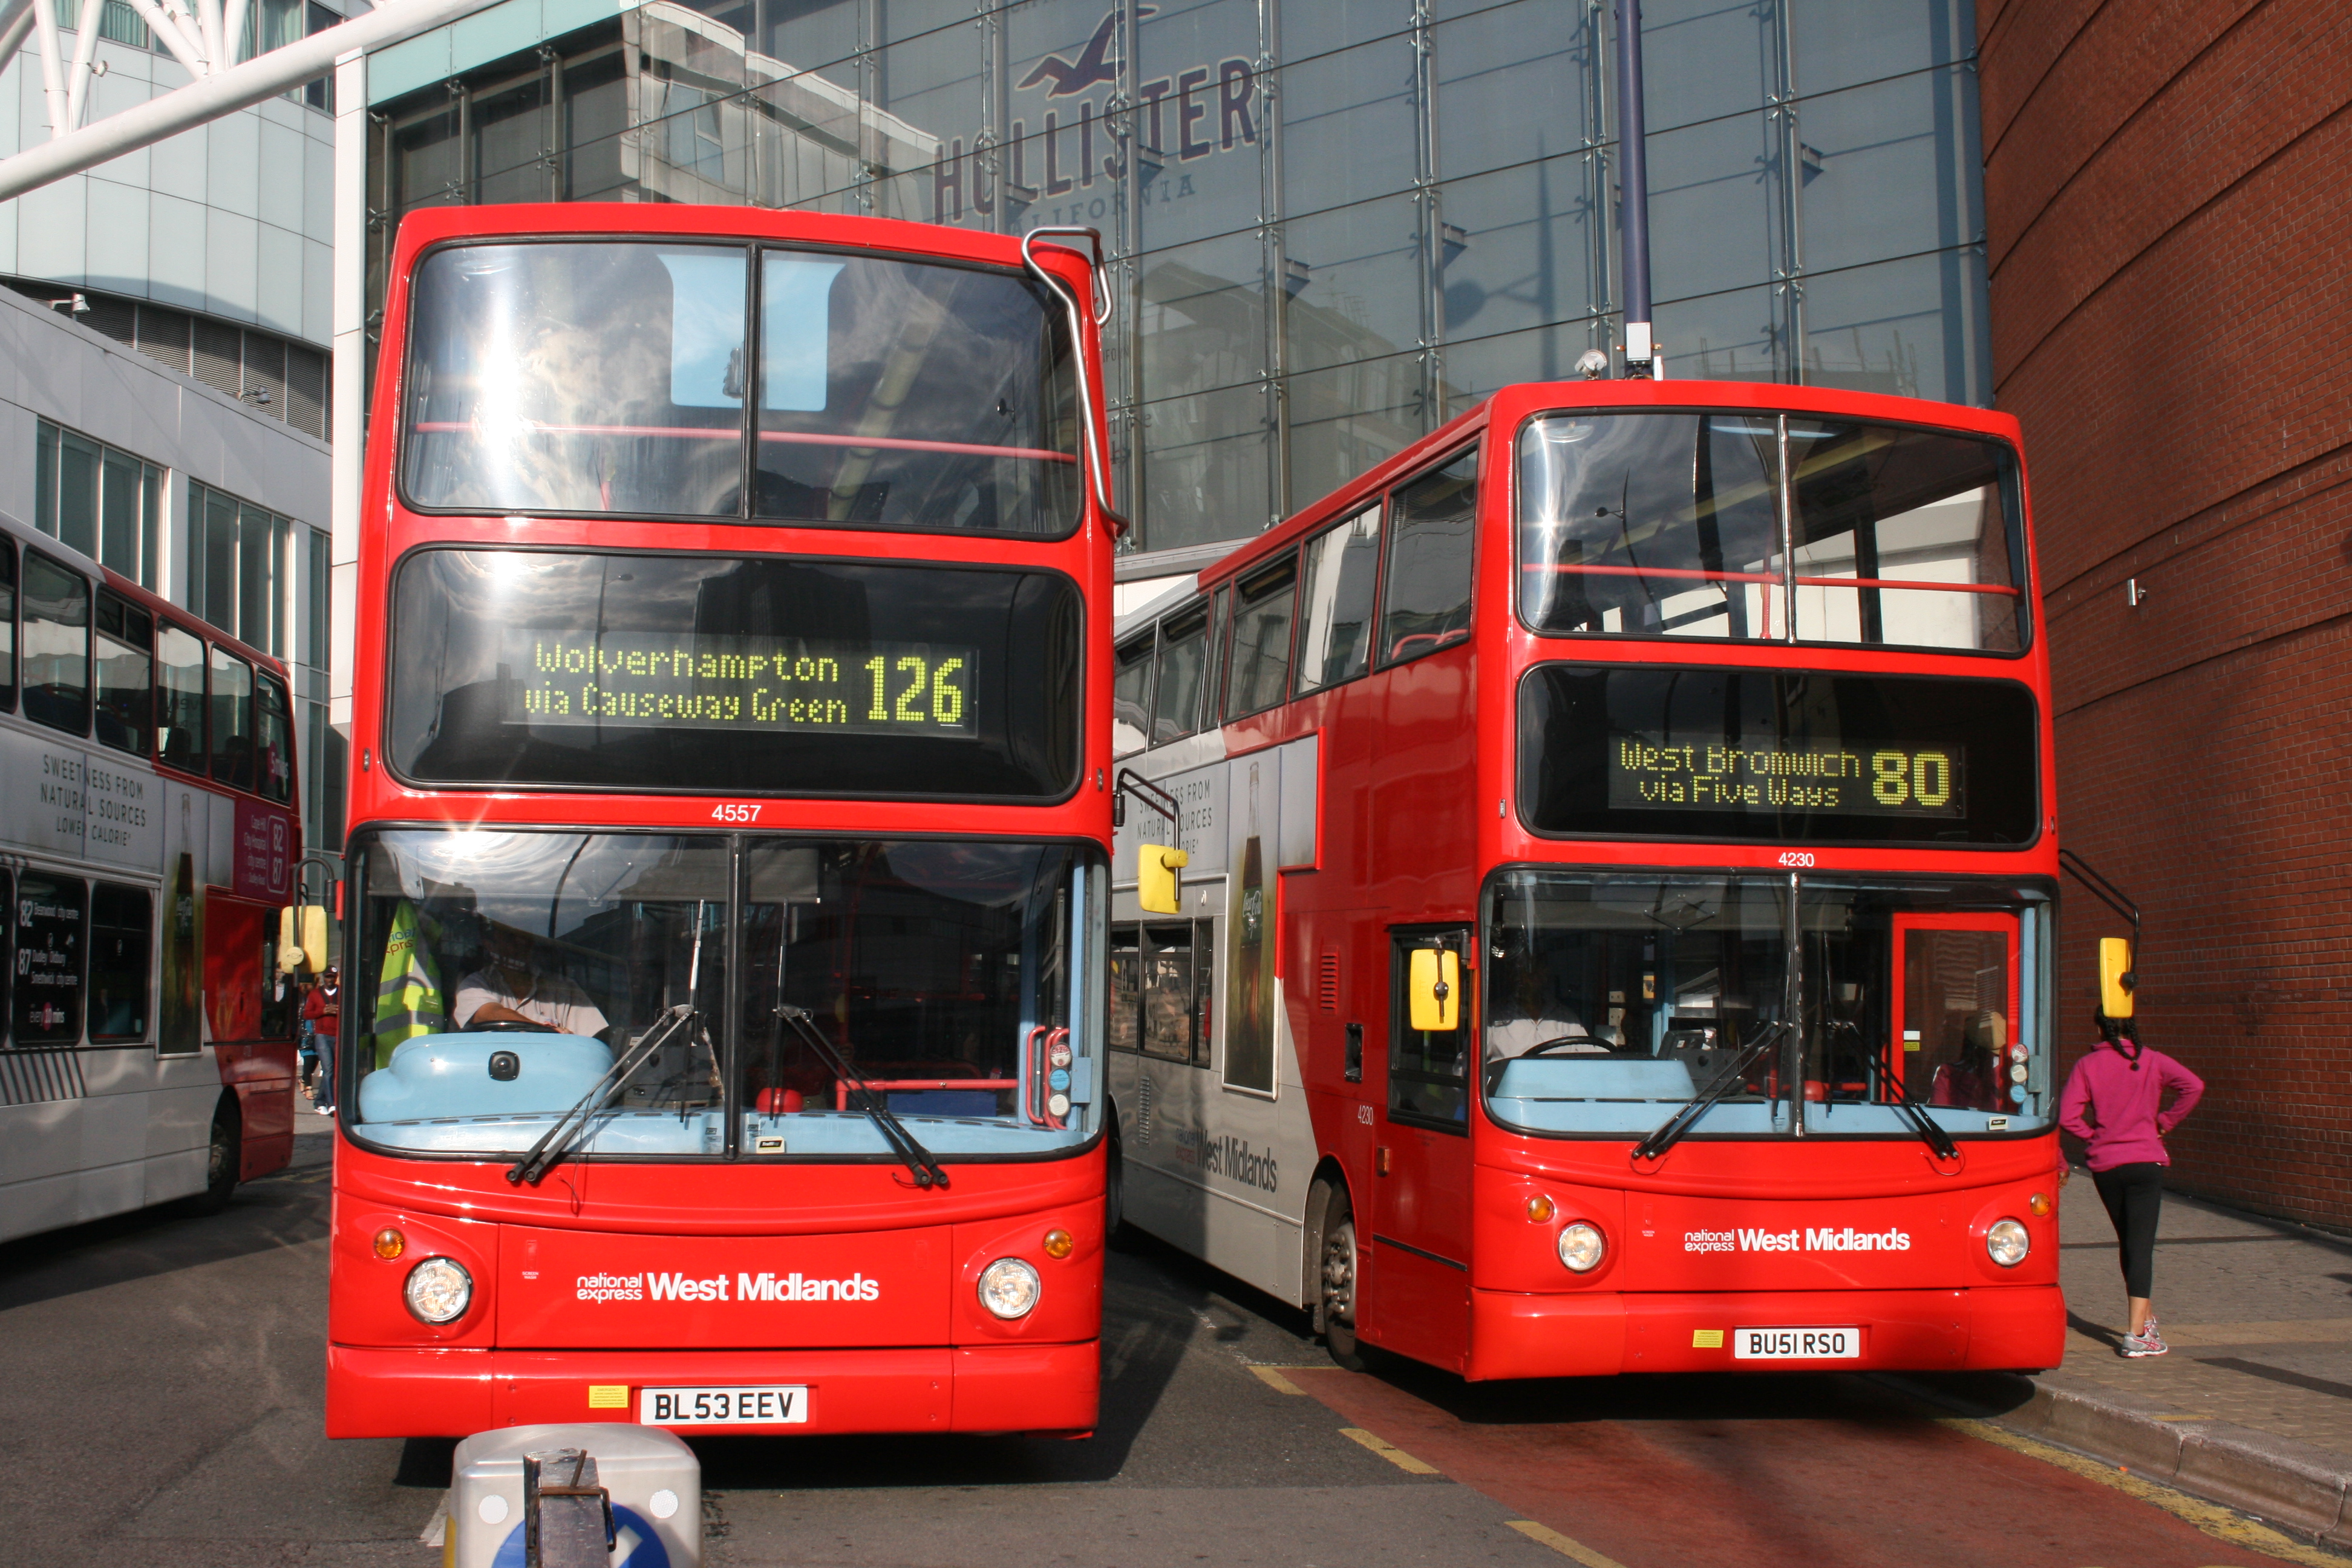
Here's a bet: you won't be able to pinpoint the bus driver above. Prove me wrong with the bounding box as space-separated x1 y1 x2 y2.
455 923 610 1039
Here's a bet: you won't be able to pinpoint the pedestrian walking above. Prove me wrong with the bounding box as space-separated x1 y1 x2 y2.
295 975 319 1096
2058 1011 2204 1357
304 967 342 1116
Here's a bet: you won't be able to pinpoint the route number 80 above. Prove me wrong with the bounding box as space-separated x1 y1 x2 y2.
1870 750 1954 809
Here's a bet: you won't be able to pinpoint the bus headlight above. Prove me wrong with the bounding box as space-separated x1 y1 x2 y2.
404 1256 474 1323
1557 1222 1606 1273
1985 1218 2030 1267
978 1258 1042 1319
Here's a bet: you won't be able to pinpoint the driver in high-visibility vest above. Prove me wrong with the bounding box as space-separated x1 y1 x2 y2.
454 922 609 1039
373 900 448 1069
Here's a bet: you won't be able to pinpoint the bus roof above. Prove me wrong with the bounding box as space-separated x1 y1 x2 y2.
0 506 289 679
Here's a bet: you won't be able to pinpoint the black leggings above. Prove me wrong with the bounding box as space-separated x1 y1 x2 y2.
2093 1162 2165 1299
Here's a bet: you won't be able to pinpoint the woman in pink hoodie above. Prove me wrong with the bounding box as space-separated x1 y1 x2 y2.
2058 1014 2204 1357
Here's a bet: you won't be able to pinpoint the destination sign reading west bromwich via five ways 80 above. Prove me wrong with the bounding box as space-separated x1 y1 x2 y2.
1609 735 1967 820
503 629 979 737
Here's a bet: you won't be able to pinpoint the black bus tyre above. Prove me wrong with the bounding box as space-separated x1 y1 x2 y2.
1105 1125 1135 1251
183 1096 240 1216
1321 1195 1368 1371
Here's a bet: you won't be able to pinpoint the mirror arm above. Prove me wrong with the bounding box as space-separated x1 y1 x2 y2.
2059 848 2142 990
1113 767 1181 834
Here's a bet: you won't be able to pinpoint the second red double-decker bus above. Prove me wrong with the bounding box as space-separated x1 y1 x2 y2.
325 205 1119 1442
1106 378 2068 1379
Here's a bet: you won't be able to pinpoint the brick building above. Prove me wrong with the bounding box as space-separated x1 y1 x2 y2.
1978 0 2352 1229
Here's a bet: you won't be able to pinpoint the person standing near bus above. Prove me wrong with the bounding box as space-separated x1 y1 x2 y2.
2059 1014 2204 1357
304 969 342 1115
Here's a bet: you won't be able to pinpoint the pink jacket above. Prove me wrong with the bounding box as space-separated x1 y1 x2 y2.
2058 1037 2203 1171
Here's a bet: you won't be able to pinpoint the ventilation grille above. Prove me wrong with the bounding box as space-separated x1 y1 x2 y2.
81 295 136 349
285 346 327 438
192 318 242 396
1135 1073 1155 1146
1318 950 1341 1013
136 304 191 374
242 333 286 420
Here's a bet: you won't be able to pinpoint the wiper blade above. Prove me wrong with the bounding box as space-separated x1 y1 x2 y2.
1634 1022 1786 1163
1860 1044 1959 1161
509 1004 701 1186
774 1005 948 1190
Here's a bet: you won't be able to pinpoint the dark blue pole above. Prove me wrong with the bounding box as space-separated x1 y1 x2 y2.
1616 0 1653 375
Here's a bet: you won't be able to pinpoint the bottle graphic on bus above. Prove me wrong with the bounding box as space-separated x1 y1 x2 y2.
1227 763 1272 1093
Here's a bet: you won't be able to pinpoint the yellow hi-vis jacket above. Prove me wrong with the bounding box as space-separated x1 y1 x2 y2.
373 900 447 1068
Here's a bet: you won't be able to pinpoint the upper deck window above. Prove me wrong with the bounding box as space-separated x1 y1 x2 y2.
22 550 89 737
1224 554 1298 722
1518 412 2024 653
1150 605 1210 744
388 548 1082 801
1113 632 1154 757
400 240 1080 536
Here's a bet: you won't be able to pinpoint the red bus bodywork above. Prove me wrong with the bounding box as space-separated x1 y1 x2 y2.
327 205 1116 1440
1111 379 2065 1379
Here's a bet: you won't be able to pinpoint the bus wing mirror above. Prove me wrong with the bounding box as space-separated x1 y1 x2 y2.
1138 845 1188 915
2098 936 2135 1019
1409 948 1459 1033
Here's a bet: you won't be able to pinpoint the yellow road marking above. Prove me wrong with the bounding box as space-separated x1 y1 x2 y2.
1939 1417 2345 1567
1339 1426 1440 1474
1508 1518 1630 1568
1247 1365 1306 1396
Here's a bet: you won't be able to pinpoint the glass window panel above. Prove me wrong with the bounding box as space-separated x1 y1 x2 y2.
1138 232 1270 406
140 464 160 589
1379 449 1478 666
1125 0 1264 252
1150 605 1209 744
1113 632 1155 757
1518 412 1785 641
0 539 16 710
88 883 151 1044
1792 67 1981 279
1138 382 1272 552
1223 553 1296 720
16 872 86 1045
1281 349 1422 515
56 429 101 558
1295 506 1380 694
1799 247 1989 408
93 592 153 756
752 249 1080 537
471 66 549 205
256 672 295 803
35 422 59 538
1390 930 1470 1128
158 622 206 775
1639 0 1778 130
307 527 330 668
1657 280 1786 385
1646 109 1785 307
1108 925 1142 1055
1282 195 1424 381
1432 3 1602 181
210 645 255 791
99 449 140 577
200 484 237 635
1278 33 1418 217
1786 418 2021 652
1141 922 1195 1062
400 242 749 518
1792 0 1975 98
237 505 273 652
1432 158 1607 364
21 550 90 736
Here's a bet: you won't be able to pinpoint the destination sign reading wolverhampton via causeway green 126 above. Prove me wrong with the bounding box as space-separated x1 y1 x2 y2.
506 630 978 736
1609 736 1966 818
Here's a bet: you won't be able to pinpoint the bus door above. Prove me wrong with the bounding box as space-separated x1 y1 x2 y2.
1889 913 2021 1113
1372 926 1474 1370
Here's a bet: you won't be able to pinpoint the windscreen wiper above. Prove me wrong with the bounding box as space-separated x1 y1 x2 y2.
508 1004 698 1186
1857 1039 1959 1161
773 1005 949 1189
1633 1021 1786 1163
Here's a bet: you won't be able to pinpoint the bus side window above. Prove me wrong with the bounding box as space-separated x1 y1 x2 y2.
157 622 206 774
1379 447 1478 667
256 671 294 803
1200 585 1230 733
1151 605 1209 746
1112 633 1155 757
1223 552 1298 721
21 550 91 737
16 872 87 1045
88 884 152 1043
0 537 18 712
1108 926 1141 1054
0 867 13 1036
1295 505 1382 695
211 646 255 792
94 592 154 756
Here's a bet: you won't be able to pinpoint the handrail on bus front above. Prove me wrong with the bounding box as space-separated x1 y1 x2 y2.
1020 226 1129 539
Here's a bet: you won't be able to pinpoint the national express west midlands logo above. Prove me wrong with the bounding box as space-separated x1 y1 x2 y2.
1683 1227 1912 1254
933 6 1259 230
574 1270 882 1303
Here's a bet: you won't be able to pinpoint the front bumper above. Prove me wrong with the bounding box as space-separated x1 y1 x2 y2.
325 1339 1099 1439
1465 1285 2062 1380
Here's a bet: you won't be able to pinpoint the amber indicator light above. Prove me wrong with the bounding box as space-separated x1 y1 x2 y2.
373 1227 407 1260
2028 1192 2052 1217
1526 1195 1555 1223
1043 1227 1075 1261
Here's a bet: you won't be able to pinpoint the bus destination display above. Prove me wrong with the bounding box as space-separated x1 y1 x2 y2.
506 630 978 736
1609 736 1965 819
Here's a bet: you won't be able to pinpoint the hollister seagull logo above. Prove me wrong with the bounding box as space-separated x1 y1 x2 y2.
1015 7 1155 98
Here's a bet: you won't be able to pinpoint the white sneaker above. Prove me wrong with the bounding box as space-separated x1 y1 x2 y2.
316 1104 333 1116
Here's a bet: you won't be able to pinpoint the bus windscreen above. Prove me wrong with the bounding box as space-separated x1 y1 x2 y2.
397 240 1080 534
1518 666 2037 845
388 549 1080 799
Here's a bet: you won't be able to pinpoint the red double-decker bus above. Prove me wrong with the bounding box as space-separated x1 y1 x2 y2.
1106 379 2068 1379
326 205 1118 1440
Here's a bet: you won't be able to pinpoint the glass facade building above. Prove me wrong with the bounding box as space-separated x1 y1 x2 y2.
364 0 1986 561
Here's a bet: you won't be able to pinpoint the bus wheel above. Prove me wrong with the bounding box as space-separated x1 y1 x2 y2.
1105 1126 1134 1251
183 1097 240 1216
1321 1195 1368 1371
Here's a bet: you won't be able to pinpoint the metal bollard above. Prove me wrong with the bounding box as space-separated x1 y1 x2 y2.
446 1423 701 1567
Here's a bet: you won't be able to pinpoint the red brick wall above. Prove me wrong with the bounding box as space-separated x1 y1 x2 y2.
1979 0 2352 1229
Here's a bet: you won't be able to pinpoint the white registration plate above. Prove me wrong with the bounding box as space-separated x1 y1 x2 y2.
641 1385 809 1426
1734 1327 1860 1361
